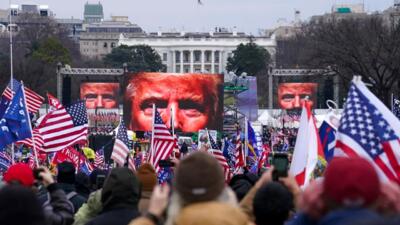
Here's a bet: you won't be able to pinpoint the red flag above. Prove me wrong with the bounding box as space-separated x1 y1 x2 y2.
47 93 63 110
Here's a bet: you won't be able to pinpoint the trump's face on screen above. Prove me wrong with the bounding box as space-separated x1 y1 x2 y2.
278 83 317 109
80 83 119 109
124 72 223 132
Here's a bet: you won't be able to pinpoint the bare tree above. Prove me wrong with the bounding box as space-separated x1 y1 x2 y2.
0 13 80 95
278 15 400 106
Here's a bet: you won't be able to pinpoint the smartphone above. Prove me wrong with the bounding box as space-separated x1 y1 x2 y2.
159 160 175 168
272 153 289 181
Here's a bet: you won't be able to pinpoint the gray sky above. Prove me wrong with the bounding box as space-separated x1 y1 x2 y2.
0 0 394 34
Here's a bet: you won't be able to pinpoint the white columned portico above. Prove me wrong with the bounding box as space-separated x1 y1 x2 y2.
218 51 223 73
180 51 183 73
190 50 194 73
172 51 176 73
211 51 215 74
201 50 205 73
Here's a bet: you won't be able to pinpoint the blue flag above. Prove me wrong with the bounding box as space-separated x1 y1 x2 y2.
0 84 32 150
223 138 236 168
247 121 259 158
319 121 337 163
247 121 260 172
0 79 22 119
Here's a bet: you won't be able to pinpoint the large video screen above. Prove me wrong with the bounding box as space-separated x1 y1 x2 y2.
80 82 120 109
278 83 318 109
123 72 224 132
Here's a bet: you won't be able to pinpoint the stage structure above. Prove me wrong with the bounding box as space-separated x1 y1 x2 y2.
223 72 250 133
268 68 338 109
56 63 126 105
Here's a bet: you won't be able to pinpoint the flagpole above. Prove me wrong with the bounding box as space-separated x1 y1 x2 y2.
245 117 249 159
21 82 39 167
171 105 175 137
150 104 156 164
9 0 15 165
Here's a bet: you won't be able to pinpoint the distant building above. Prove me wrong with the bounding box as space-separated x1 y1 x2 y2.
311 3 368 23
0 4 53 35
80 16 144 59
56 18 83 41
118 29 276 74
84 2 104 24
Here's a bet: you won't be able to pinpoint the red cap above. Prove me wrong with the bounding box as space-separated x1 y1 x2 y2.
323 157 380 207
3 163 35 187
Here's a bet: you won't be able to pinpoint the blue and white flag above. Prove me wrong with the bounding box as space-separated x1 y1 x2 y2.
319 112 339 163
0 84 32 150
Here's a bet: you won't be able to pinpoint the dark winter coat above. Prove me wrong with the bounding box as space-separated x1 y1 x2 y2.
39 183 87 213
43 183 75 225
85 167 141 225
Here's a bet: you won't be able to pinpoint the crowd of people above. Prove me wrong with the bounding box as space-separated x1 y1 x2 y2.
1 152 400 225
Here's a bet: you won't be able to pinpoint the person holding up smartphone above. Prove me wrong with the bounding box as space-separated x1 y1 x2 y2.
239 165 301 224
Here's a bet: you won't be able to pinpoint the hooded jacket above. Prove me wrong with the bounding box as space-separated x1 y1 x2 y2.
86 168 141 225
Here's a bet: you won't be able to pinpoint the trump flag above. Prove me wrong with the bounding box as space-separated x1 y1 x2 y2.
0 84 32 150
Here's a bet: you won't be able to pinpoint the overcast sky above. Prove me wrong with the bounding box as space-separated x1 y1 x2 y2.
0 0 394 34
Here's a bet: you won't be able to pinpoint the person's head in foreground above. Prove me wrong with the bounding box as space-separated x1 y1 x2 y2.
124 72 223 132
57 161 76 184
0 185 45 225
253 182 294 225
322 157 380 209
173 151 226 204
3 163 35 187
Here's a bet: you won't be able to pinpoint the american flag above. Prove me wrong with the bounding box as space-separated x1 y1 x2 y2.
393 97 400 120
128 152 136 172
235 129 245 174
208 131 231 181
36 101 88 152
111 119 130 166
94 148 105 169
335 78 400 184
0 151 11 171
150 109 177 173
16 129 44 152
80 159 94 175
258 144 271 169
3 79 44 114
27 153 35 169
